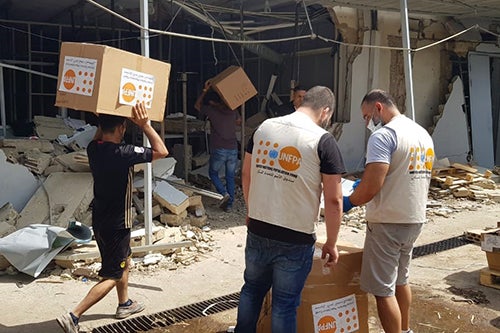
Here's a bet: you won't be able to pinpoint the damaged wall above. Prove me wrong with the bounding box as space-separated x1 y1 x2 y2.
332 8 477 171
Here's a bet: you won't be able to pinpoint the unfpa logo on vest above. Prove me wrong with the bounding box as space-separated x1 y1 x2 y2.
255 140 302 172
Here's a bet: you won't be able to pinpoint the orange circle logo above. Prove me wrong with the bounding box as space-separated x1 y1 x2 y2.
278 146 301 171
425 148 434 170
317 315 337 333
63 69 76 90
122 82 136 103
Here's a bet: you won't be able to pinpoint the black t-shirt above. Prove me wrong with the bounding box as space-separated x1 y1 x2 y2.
87 140 152 230
246 132 345 244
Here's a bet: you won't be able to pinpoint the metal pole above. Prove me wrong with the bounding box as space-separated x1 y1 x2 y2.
0 67 6 138
181 72 189 182
400 0 415 120
140 0 153 245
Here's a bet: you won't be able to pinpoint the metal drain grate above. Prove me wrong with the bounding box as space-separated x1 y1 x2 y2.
412 235 471 259
92 292 240 333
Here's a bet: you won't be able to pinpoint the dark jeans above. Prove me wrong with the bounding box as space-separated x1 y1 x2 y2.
235 231 315 333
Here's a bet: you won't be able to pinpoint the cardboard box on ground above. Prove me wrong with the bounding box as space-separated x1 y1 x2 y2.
257 243 368 333
481 222 500 271
210 66 257 111
55 42 171 122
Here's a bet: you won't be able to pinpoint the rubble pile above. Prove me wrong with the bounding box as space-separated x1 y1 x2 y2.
0 116 218 279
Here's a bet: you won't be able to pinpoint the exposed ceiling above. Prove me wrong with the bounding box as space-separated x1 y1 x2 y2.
317 0 500 20
2 0 500 30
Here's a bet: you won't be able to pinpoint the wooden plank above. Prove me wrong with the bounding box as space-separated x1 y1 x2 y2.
451 162 478 173
479 267 500 290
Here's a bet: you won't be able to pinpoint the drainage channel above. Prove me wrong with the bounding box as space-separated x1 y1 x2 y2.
93 235 472 333
412 235 471 259
92 292 240 333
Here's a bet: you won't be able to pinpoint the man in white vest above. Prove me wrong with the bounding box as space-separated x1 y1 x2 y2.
343 89 435 333
235 86 345 333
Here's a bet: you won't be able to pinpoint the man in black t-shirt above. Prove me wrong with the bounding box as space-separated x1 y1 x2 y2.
56 102 168 333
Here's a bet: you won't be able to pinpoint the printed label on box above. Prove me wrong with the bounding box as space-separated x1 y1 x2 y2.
59 56 97 96
312 294 359 333
119 68 155 108
482 234 500 252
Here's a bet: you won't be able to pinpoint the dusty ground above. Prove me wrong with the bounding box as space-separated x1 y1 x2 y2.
0 191 500 333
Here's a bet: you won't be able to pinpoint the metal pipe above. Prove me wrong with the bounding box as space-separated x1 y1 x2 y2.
400 0 415 120
140 0 153 246
0 67 6 138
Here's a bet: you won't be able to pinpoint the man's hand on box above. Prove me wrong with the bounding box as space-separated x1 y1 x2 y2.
321 242 339 267
130 101 149 128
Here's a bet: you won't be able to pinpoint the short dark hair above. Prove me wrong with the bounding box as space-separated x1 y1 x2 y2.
98 114 126 133
293 86 306 92
203 89 222 105
362 89 396 107
301 86 335 113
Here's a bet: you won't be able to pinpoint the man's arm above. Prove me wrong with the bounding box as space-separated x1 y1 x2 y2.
321 173 343 267
241 152 252 225
130 102 168 161
194 81 211 112
349 162 389 206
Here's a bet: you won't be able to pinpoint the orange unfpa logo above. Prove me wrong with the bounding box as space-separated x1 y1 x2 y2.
317 315 337 333
278 146 301 171
63 69 76 90
122 82 136 103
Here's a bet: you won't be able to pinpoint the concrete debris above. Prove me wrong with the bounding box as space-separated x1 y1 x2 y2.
0 203 18 225
23 148 52 174
33 115 75 141
16 172 94 229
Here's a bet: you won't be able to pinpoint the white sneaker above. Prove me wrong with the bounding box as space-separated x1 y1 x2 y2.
56 313 79 333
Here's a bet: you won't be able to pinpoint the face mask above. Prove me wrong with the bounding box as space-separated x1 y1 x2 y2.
366 117 382 133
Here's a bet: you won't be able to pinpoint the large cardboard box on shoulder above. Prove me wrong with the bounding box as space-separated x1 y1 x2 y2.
257 243 368 333
210 66 257 111
55 42 171 122
481 223 500 272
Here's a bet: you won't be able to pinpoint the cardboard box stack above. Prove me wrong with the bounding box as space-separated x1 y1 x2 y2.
257 243 368 333
55 42 171 122
210 66 257 111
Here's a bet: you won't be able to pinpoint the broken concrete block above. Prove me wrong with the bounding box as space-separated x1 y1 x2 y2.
54 152 91 172
16 172 94 229
1 138 55 153
0 203 18 225
153 181 189 215
23 148 52 174
43 164 65 176
130 226 166 247
160 210 187 227
192 153 210 168
0 221 16 238
187 196 205 217
0 150 39 212
189 215 208 228
188 195 203 207
34 115 75 141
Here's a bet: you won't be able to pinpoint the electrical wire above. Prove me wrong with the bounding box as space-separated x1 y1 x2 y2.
1 1 500 54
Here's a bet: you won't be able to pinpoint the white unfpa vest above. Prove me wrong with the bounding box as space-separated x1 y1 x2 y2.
248 112 327 234
366 115 435 224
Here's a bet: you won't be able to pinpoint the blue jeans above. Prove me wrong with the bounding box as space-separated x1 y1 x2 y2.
235 231 315 333
209 148 238 206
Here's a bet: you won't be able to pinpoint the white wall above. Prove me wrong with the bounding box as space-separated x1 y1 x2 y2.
337 11 447 172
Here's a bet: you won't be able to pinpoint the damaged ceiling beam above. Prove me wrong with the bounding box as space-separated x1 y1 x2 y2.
172 1 284 65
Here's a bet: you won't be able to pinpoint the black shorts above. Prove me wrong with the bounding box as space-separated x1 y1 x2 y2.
94 228 131 280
